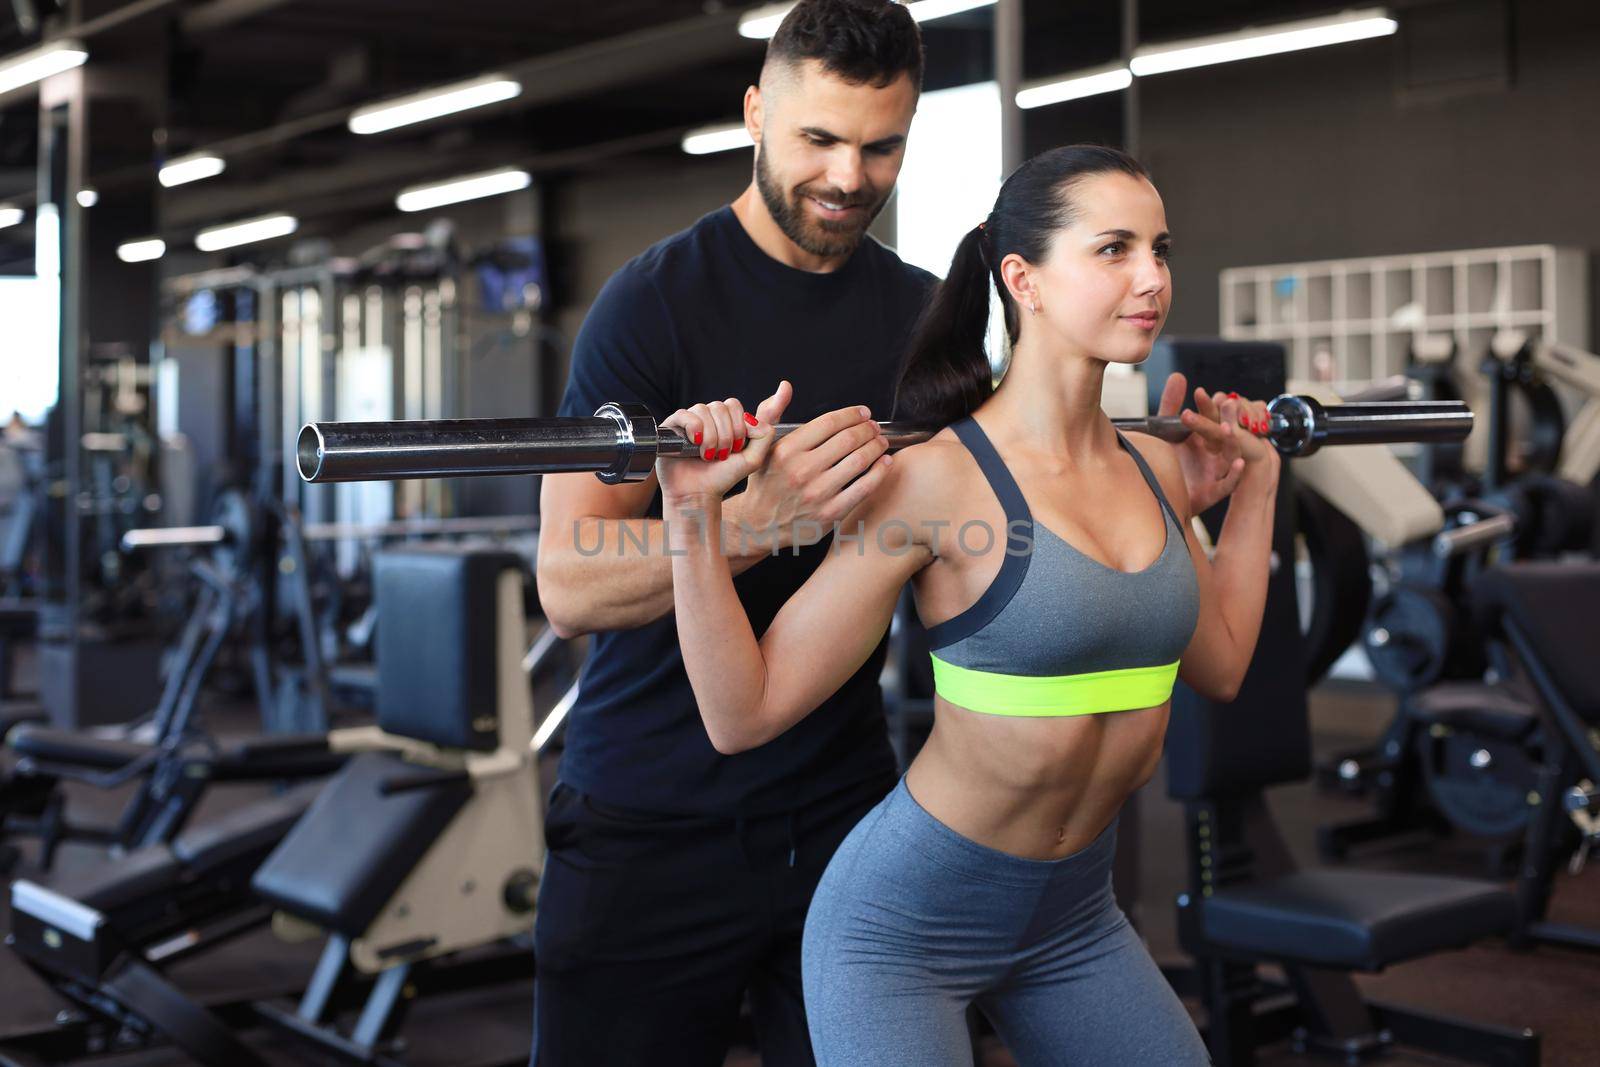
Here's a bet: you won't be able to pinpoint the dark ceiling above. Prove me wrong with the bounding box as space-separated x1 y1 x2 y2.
0 0 1414 263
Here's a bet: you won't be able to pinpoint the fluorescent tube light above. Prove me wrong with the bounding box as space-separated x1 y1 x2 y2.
117 237 166 263
1015 65 1132 109
159 154 225 187
1131 8 1397 76
0 205 22 228
682 122 754 155
349 75 522 135
0 40 86 95
395 167 531 212
195 213 298 252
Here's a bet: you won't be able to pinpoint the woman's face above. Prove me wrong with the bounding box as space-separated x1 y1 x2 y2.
1013 172 1172 367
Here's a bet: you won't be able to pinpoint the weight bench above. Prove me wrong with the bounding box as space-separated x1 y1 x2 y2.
4 782 323 1067
250 546 544 1063
1165 456 1539 1066
5 724 343 869
1471 561 1600 953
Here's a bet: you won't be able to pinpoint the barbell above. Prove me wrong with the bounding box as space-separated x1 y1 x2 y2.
296 395 1473 485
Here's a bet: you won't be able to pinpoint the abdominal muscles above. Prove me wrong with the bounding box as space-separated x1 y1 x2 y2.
904 698 1171 860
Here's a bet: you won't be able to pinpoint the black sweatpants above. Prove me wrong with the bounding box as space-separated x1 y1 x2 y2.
530 776 891 1067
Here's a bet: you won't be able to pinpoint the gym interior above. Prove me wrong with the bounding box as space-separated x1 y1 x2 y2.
1 0 1598 1064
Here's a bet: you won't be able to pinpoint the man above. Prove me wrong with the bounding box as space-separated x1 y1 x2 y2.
533 4 933 1064
532 2 1244 1062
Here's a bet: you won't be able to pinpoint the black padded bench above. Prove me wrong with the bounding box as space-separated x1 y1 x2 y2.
12 783 321 980
1199 868 1512 973
247 546 534 1064
4 722 343 871
1472 561 1600 953
1153 352 1539 1066
249 547 520 940
251 752 472 938
7 785 323 1067
1166 555 1537 1066
8 722 152 770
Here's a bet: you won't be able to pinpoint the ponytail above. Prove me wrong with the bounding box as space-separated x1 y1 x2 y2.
892 225 997 424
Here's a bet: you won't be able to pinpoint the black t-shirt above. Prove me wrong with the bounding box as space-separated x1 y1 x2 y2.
552 205 935 816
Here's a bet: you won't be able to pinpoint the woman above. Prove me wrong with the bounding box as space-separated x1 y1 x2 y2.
656 145 1277 1065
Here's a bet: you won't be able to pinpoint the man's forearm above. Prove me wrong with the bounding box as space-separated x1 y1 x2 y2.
540 496 781 635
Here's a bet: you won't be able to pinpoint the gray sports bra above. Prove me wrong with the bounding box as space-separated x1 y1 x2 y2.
922 416 1200 717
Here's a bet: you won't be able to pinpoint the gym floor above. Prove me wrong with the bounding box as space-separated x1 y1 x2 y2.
3 658 1598 1066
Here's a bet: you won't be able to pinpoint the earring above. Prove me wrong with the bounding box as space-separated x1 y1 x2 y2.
1029 301 1039 314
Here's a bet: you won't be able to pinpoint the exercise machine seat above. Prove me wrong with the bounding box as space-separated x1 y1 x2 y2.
1202 869 1513 972
251 752 472 937
1409 682 1541 743
1474 562 1600 719
8 723 151 769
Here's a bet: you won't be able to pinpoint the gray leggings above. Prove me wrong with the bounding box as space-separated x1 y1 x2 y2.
801 778 1211 1066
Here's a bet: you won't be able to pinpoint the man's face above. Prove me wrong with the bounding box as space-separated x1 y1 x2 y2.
751 59 918 259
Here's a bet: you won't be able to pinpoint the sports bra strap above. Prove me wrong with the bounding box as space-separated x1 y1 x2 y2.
1115 430 1184 531
950 417 1032 526
923 417 1032 651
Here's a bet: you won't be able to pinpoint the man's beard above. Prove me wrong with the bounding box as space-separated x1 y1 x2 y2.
755 149 887 259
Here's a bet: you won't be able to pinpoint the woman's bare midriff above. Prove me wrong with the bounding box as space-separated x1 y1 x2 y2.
903 696 1170 860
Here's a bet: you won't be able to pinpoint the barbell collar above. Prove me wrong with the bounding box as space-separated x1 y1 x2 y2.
595 402 664 485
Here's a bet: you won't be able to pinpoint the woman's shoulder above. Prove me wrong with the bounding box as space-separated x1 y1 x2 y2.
892 428 971 485
862 429 974 520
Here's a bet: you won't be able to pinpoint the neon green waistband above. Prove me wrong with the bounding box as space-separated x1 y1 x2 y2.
928 655 1180 717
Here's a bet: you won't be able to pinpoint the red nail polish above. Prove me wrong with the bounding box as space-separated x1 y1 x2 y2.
719 448 730 460
744 413 758 426
733 438 744 453
704 448 715 460
693 431 703 445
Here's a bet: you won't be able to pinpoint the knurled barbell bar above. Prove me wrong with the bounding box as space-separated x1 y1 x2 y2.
295 395 1473 485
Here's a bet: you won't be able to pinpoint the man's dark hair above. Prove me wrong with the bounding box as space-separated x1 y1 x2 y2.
766 0 924 91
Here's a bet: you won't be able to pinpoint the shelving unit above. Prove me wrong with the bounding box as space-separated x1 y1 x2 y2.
1220 245 1589 390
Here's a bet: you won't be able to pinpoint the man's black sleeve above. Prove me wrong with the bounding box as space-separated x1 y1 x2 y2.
555 265 679 421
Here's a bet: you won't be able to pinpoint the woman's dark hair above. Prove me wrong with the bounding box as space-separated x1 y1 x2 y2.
892 145 1150 425
767 0 924 91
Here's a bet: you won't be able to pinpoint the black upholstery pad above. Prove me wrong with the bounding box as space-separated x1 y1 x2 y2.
1202 869 1513 971
251 752 471 937
9 724 151 769
1473 562 1600 721
1409 681 1541 742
